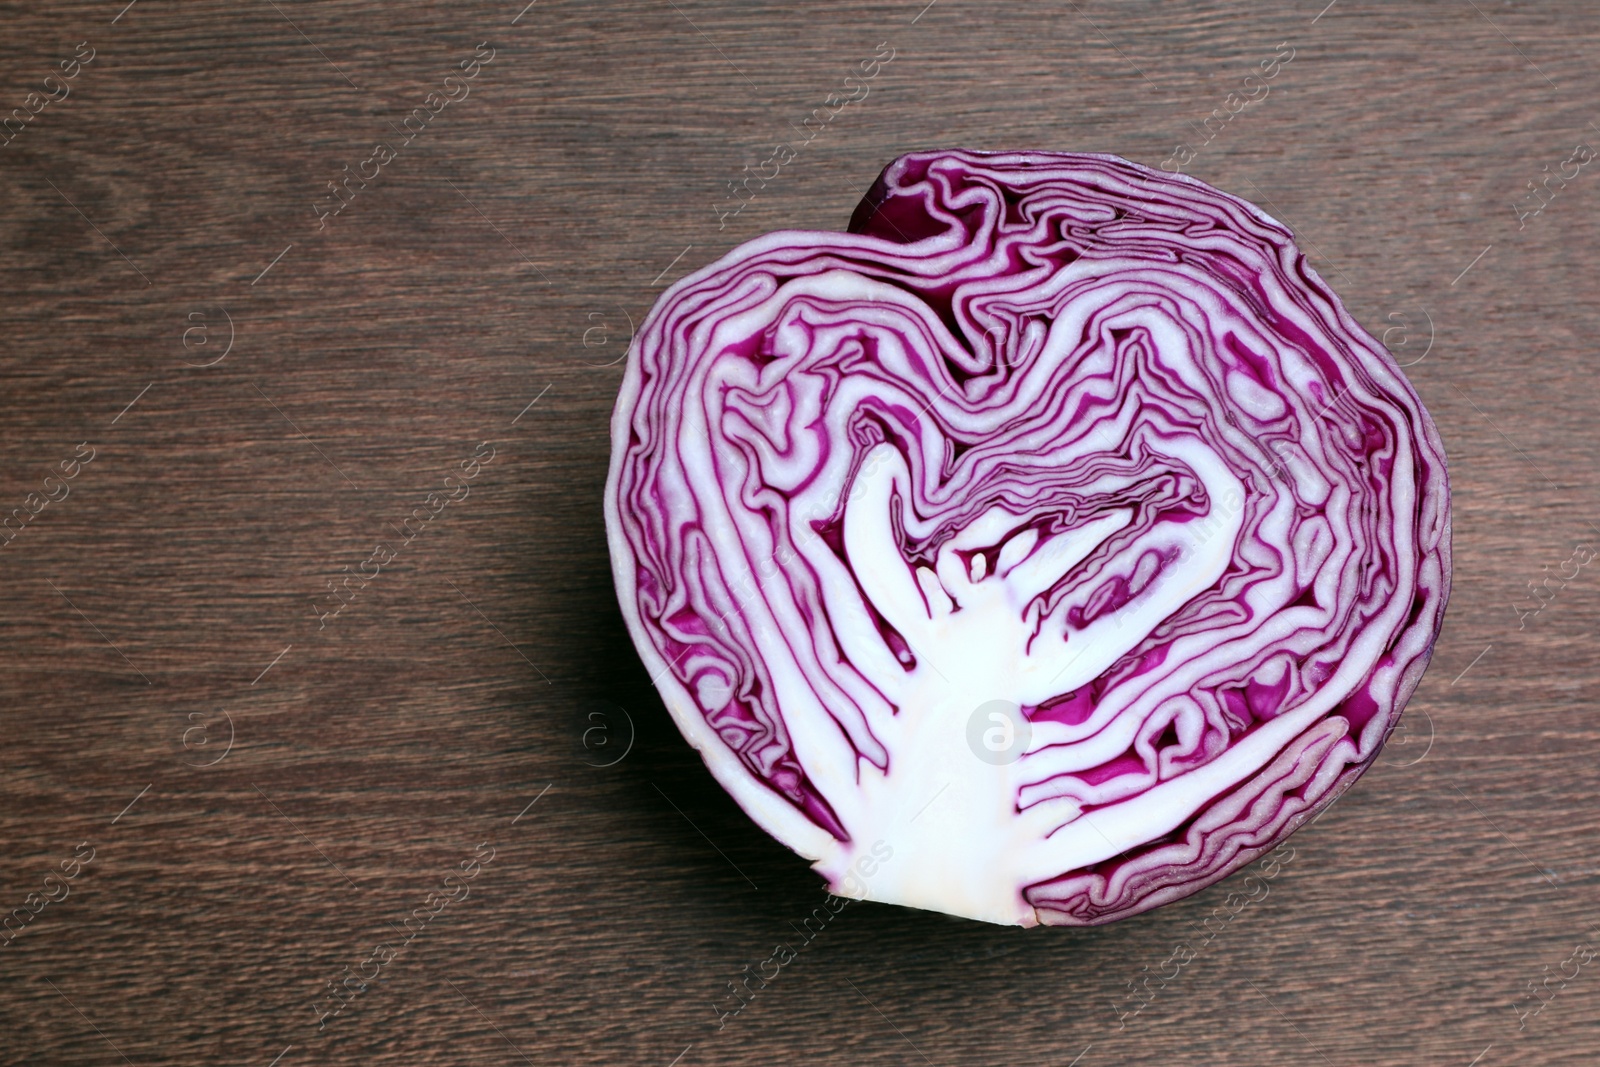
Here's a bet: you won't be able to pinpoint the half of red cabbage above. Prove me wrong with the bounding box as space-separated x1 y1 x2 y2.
605 150 1450 926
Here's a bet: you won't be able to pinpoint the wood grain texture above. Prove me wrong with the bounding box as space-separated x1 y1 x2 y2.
0 1 1597 1064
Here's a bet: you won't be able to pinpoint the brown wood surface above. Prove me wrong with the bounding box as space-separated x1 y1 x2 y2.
0 1 1596 1064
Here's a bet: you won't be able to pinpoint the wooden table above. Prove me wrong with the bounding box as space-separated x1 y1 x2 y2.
1 1 1595 1064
